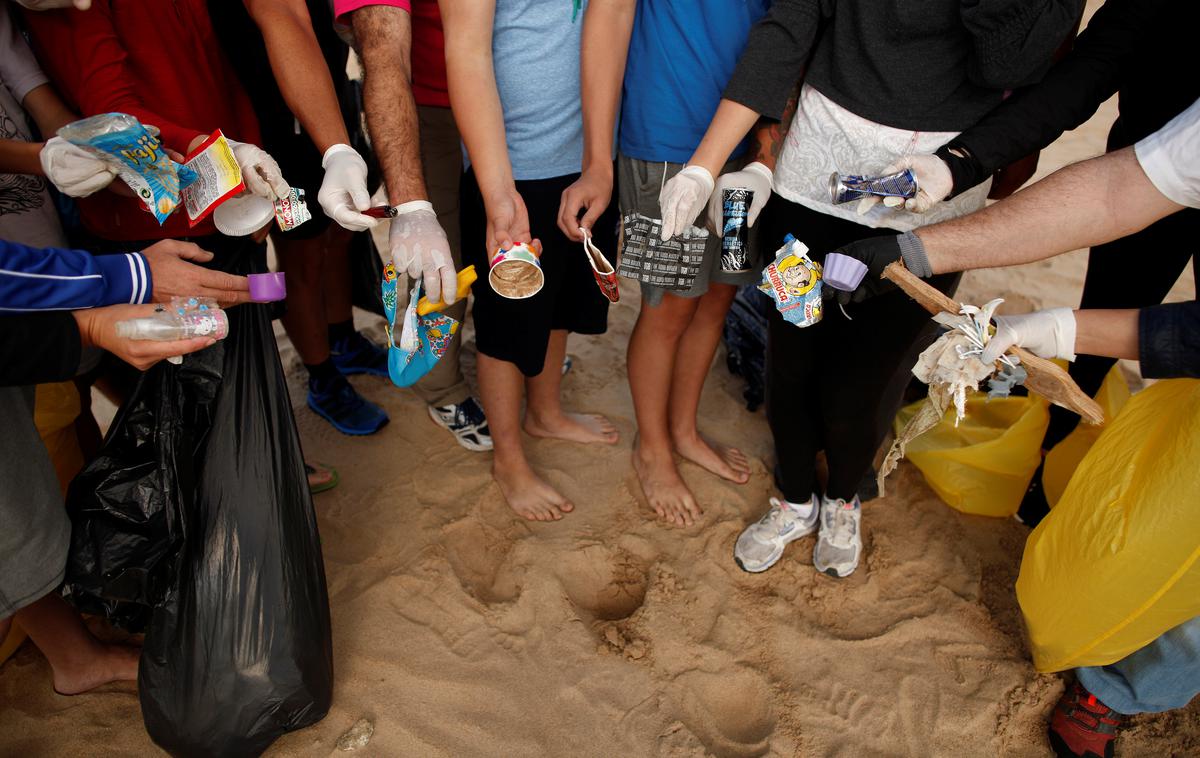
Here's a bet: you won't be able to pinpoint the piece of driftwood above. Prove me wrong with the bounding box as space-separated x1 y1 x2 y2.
882 261 1104 425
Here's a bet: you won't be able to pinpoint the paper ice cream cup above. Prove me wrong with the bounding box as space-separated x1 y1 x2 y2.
821 252 868 292
488 243 544 299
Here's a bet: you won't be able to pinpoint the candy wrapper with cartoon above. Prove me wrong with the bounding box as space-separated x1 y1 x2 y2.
381 263 460 387
58 113 197 226
758 234 823 327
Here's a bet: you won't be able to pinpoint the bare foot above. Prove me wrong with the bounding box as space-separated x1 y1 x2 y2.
494 461 575 522
53 641 140 696
633 444 702 527
674 432 751 484
524 411 619 445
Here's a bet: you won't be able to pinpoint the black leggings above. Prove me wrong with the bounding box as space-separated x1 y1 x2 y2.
759 195 961 502
1042 206 1199 449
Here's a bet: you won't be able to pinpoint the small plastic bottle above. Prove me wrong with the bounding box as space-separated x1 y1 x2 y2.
115 298 229 341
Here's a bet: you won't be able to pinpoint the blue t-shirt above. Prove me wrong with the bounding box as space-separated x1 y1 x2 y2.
492 0 587 181
619 0 770 165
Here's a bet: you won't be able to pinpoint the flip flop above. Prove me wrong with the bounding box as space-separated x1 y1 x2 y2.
306 461 340 494
580 227 619 303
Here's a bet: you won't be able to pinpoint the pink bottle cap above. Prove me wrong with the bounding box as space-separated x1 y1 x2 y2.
248 272 287 303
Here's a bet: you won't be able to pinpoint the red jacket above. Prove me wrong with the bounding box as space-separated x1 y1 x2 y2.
25 0 263 242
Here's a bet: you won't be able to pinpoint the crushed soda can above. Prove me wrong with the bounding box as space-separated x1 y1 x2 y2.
759 234 823 327
829 169 918 205
273 187 312 231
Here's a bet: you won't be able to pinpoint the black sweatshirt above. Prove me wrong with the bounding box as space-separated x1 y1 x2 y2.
1140 301 1200 380
0 312 81 387
723 0 1083 132
940 0 1200 194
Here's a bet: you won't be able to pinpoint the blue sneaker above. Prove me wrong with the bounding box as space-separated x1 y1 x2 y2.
330 332 389 378
307 374 389 435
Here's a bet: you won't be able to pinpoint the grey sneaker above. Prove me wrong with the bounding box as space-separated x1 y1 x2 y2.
813 494 863 578
429 397 493 452
734 495 819 573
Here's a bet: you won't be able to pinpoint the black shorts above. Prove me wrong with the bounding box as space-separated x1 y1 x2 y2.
460 168 617 377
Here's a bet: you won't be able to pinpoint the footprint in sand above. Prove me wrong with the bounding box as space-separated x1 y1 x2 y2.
554 544 650 622
669 667 777 757
443 518 521 604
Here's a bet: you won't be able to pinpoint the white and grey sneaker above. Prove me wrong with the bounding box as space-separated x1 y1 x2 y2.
734 495 819 573
429 397 493 452
813 494 863 579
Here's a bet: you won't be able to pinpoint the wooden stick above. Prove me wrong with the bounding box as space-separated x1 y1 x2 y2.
882 262 1104 425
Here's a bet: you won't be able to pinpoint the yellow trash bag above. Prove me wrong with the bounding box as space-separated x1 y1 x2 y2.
0 622 26 666
1042 366 1131 508
1017 379 1200 672
34 381 85 495
893 394 1049 517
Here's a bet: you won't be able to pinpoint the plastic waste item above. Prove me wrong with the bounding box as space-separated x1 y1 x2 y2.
987 362 1028 399
893 393 1050 518
273 188 312 231
381 263 460 387
829 169 918 205
821 251 869 292
1042 365 1130 507
758 234 823 327
580 227 619 303
248 272 287 303
58 112 197 225
1017 378 1200 672
489 241 544 299
417 265 477 316
181 131 244 226
213 194 275 237
63 242 333 755
362 205 397 219
115 298 229 341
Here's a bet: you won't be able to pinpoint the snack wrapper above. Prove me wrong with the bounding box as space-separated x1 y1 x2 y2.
382 263 460 387
58 113 198 225
758 234 823 328
274 188 312 232
181 131 245 226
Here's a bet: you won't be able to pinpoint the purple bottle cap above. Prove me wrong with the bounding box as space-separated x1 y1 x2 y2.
248 272 287 303
822 252 869 292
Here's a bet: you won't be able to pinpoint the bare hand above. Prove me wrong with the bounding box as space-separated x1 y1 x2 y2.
73 303 216 371
484 185 533 256
557 166 612 242
141 239 252 307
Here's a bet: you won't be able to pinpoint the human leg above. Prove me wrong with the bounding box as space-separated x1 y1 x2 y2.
524 329 619 445
16 593 139 695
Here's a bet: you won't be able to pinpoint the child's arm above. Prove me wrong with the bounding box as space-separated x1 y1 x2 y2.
556 0 636 241
440 0 529 254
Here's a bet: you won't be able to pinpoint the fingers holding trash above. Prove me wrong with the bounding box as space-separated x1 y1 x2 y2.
658 165 714 241
318 144 378 232
141 239 252 307
980 309 1077 365
227 139 290 201
854 154 953 215
73 303 217 372
708 161 772 237
389 201 459 305
484 185 532 256
40 136 118 197
557 168 613 242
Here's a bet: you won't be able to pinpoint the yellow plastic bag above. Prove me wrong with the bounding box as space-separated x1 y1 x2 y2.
1017 379 1200 672
893 394 1049 517
34 381 84 495
1042 366 1130 508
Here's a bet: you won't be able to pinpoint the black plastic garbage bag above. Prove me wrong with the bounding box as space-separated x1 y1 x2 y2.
64 238 333 757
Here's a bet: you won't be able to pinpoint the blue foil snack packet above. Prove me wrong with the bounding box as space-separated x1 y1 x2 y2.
59 113 198 225
759 234 823 327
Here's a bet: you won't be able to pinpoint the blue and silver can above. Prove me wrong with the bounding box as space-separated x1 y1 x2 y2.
720 187 753 273
829 169 918 205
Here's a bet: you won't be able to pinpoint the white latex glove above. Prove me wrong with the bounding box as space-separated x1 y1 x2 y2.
981 308 1077 364
854 154 954 215
318 143 377 232
14 0 91 9
658 165 714 241
39 136 118 197
226 139 289 201
708 161 773 237
388 200 457 305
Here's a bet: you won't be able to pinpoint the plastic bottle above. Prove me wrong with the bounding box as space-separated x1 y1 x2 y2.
115 298 229 341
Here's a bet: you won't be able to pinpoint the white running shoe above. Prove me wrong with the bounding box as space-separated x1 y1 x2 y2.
734 495 819 573
814 494 863 578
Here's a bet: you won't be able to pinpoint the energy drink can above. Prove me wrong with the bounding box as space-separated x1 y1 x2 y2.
829 169 918 205
720 187 753 273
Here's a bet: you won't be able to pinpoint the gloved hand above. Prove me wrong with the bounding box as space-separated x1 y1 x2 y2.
854 154 954 215
318 143 378 232
388 200 457 305
981 308 1077 364
39 136 118 197
707 161 772 237
658 165 714 241
226 139 290 201
825 231 935 304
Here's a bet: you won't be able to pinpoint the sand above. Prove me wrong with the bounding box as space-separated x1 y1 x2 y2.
3 3 1199 753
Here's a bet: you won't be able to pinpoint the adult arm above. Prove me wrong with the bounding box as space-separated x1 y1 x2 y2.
556 0 636 241
441 0 529 252
0 239 151 311
959 0 1084 90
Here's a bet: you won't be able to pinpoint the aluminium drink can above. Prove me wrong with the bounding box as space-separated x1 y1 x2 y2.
720 187 753 273
829 169 919 205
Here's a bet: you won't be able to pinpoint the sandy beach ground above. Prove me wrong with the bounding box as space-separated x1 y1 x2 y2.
2 3 1197 753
